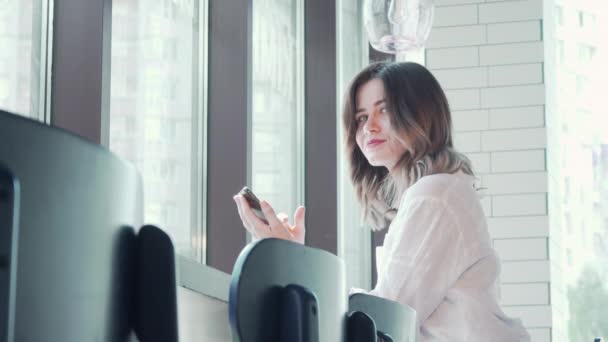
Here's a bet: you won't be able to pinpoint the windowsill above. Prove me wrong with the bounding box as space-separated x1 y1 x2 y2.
177 255 231 302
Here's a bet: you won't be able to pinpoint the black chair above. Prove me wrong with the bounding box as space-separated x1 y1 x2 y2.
348 293 417 342
0 110 178 341
229 238 348 342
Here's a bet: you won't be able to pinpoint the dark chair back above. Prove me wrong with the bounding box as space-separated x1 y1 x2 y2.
349 293 417 342
0 110 178 341
229 238 347 342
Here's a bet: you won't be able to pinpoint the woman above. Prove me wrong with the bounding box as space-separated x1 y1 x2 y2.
233 62 530 341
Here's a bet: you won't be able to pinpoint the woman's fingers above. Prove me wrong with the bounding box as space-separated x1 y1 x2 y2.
277 212 290 225
236 195 272 238
260 200 294 240
234 195 271 239
233 195 257 236
294 206 305 230
291 206 306 244
234 195 300 243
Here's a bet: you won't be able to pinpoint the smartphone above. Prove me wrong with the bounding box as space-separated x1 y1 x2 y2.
238 186 268 224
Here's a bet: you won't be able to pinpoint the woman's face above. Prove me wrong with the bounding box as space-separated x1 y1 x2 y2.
355 78 408 171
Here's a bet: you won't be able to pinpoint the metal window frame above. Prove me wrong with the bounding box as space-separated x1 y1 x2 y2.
50 0 112 144
204 0 251 273
193 0 209 265
304 0 338 254
36 0 54 124
336 0 373 291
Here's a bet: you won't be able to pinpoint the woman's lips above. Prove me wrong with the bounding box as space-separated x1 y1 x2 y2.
367 140 386 148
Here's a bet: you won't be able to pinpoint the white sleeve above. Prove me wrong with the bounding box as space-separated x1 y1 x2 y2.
368 197 467 328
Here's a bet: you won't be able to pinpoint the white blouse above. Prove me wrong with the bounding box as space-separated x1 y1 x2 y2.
353 171 530 341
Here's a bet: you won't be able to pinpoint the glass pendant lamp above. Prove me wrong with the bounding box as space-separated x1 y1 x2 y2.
364 0 435 54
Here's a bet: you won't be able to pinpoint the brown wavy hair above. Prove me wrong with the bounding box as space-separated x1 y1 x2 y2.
342 62 474 231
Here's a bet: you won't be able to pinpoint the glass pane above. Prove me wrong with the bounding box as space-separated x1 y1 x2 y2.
337 0 371 291
251 0 304 222
0 0 47 119
110 0 203 260
547 2 608 341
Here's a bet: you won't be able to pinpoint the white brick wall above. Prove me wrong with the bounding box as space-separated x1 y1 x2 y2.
491 150 546 172
478 0 542 23
481 128 546 151
480 42 544 65
453 109 489 131
426 46 479 69
501 283 549 305
489 106 544 129
434 5 478 27
479 0 543 24
493 193 547 216
426 25 487 48
427 1 551 339
487 21 541 44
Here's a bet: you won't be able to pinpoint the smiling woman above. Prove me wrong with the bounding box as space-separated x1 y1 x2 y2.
341 61 530 341
343 62 473 230
232 61 532 341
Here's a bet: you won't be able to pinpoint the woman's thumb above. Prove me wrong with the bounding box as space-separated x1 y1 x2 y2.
293 206 306 231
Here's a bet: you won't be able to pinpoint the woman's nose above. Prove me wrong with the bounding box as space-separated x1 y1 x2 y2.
364 114 380 134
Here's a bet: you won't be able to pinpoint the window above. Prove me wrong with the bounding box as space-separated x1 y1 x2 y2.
0 0 51 120
555 5 563 26
577 11 596 29
109 0 206 260
250 0 305 223
337 0 372 291
577 43 596 64
557 40 565 64
549 2 608 330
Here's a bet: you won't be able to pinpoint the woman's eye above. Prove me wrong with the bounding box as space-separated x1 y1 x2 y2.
356 116 367 124
380 107 388 113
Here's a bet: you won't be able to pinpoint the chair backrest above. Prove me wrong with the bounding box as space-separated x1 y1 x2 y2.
229 238 348 342
0 110 178 341
349 293 417 342
0 110 143 340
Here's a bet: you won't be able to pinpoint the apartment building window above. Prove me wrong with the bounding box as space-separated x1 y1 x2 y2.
555 5 563 26
0 0 52 121
577 43 596 64
577 11 596 29
109 0 206 261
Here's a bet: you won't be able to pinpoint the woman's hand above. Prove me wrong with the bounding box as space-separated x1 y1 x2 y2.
233 194 306 244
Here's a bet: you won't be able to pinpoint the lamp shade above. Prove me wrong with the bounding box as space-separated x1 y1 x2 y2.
364 0 434 54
